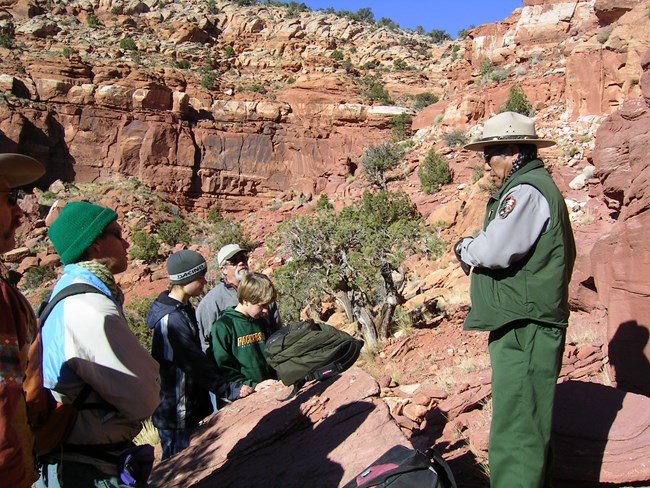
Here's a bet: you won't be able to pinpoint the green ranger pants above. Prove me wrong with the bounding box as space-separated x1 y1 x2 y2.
488 321 565 488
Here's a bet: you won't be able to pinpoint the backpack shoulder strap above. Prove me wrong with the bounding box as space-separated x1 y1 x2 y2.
39 283 104 325
425 447 458 488
37 283 117 412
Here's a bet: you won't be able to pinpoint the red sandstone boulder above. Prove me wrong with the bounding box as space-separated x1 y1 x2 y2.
149 368 410 488
590 60 650 394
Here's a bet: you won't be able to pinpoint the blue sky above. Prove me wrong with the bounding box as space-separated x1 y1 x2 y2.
300 1 524 38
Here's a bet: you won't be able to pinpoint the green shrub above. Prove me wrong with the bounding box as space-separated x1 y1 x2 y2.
390 113 413 140
204 218 251 253
361 59 380 70
471 165 485 183
224 45 236 58
201 71 217 90
315 193 334 212
413 92 438 111
330 50 344 60
124 295 156 351
21 266 56 291
130 231 160 262
207 208 223 223
354 7 375 23
365 83 393 104
341 59 355 74
120 37 137 51
418 150 452 194
87 13 100 27
393 59 409 70
240 84 267 94
499 84 535 116
38 191 58 206
480 58 494 76
62 47 76 58
424 229 447 260
158 217 190 246
486 68 508 83
0 33 14 49
428 29 451 43
442 129 467 148
173 59 191 69
207 0 220 14
377 17 400 30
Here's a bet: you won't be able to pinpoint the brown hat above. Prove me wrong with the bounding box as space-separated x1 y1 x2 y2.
464 112 556 152
0 153 45 187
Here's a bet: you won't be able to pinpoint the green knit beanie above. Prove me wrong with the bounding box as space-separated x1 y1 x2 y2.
48 201 118 265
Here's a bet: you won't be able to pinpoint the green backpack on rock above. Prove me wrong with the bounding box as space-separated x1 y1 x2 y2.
265 319 364 399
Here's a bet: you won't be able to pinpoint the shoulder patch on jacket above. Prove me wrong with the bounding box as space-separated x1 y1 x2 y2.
498 195 516 218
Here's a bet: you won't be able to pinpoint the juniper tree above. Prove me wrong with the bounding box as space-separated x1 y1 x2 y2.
273 190 422 351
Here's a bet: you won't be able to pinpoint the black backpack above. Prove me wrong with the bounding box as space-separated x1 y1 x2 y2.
264 319 363 399
342 445 458 488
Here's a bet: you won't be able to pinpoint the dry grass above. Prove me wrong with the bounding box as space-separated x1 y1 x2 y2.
463 397 492 480
432 364 462 393
458 354 491 375
133 418 159 446
393 309 415 337
566 327 601 346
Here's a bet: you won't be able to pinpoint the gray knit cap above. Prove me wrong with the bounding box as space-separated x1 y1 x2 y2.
166 250 207 285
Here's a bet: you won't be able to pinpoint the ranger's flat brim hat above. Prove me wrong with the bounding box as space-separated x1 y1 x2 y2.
464 111 556 151
0 153 45 187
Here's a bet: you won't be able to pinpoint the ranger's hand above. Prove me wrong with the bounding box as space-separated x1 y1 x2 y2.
454 238 471 276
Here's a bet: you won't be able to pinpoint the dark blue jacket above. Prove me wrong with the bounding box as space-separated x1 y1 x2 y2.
147 291 241 430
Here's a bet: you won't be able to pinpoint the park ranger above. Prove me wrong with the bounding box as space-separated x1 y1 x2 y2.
454 112 576 488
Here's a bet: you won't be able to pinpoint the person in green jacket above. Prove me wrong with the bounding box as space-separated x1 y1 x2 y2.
454 112 576 488
210 272 278 392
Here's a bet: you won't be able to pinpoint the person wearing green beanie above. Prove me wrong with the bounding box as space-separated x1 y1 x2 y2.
48 201 119 265
38 202 160 488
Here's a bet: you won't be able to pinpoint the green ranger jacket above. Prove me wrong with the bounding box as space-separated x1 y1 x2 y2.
464 160 576 331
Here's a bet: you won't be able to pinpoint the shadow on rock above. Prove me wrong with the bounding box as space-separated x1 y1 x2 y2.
198 379 371 487
608 320 650 397
553 379 650 486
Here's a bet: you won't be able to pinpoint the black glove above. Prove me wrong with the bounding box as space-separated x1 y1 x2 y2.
454 238 471 276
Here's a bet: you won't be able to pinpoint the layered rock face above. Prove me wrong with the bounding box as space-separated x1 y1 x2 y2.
0 0 649 216
591 50 650 396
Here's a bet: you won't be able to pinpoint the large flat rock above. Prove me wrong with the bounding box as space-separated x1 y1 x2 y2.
149 367 409 488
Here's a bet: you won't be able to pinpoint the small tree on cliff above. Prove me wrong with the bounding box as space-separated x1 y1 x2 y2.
272 190 422 351
360 141 405 190
499 84 535 116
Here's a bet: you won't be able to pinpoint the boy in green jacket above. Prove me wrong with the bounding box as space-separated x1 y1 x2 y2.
210 272 278 390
